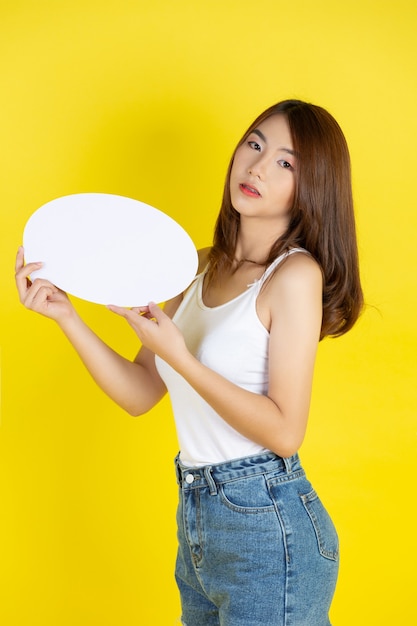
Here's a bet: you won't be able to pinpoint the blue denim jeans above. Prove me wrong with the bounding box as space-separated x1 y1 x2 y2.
174 452 339 626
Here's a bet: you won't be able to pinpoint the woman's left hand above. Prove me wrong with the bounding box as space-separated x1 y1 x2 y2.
108 301 188 367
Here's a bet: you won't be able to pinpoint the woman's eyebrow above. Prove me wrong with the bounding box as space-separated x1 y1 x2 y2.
252 129 267 143
252 128 297 157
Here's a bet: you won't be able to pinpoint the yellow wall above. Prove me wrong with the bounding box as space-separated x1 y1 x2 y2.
1 1 416 624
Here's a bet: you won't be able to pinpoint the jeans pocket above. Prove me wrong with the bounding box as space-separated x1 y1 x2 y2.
219 475 275 513
300 489 339 561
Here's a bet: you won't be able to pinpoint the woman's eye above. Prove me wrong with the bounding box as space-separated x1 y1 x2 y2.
278 159 293 169
248 141 261 151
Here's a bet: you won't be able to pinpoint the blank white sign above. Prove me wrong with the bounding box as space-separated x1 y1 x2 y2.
23 193 198 306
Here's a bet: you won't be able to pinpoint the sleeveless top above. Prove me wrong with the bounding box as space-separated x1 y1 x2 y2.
155 248 306 466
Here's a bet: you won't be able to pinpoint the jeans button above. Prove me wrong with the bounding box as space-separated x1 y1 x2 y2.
185 474 195 484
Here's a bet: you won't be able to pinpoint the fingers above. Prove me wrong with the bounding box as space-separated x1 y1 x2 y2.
108 302 162 319
107 303 165 334
107 304 131 318
130 305 152 316
21 278 56 308
15 246 24 273
108 301 184 363
132 302 162 322
108 305 152 324
15 246 43 279
147 302 167 324
15 246 60 313
15 247 44 303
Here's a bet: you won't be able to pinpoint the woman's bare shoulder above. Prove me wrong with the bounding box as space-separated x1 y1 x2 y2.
257 252 322 331
271 251 322 290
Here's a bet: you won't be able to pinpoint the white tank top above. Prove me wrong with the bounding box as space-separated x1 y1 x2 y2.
155 248 306 466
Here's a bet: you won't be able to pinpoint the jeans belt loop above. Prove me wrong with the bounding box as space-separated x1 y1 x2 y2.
174 456 182 486
283 456 292 474
204 466 218 495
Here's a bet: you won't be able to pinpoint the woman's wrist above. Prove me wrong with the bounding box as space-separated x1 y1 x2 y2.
56 305 84 336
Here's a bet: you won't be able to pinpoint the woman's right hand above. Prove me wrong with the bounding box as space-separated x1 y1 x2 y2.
15 246 75 323
15 247 168 414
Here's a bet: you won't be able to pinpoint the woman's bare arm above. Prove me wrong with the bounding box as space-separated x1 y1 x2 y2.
15 247 168 415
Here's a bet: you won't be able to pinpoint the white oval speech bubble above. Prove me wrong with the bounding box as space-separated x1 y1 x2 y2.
23 193 198 306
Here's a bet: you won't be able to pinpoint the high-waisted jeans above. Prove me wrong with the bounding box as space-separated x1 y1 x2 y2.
174 452 339 626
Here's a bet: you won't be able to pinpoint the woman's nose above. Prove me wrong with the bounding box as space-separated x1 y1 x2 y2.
248 156 267 180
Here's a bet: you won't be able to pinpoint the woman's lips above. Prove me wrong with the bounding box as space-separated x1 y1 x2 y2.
239 183 261 197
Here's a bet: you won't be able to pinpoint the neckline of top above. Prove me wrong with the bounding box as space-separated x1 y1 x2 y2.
198 247 307 311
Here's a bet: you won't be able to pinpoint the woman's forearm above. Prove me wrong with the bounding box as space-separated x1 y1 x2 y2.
172 351 302 457
58 311 166 415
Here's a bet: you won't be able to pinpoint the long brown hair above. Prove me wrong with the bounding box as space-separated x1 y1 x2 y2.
207 99 364 339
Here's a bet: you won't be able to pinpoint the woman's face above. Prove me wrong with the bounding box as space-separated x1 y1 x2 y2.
230 114 296 230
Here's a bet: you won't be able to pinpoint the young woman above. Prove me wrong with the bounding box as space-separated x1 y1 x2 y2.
16 99 363 625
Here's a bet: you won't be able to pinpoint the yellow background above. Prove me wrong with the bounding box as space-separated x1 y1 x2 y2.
1 1 416 624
